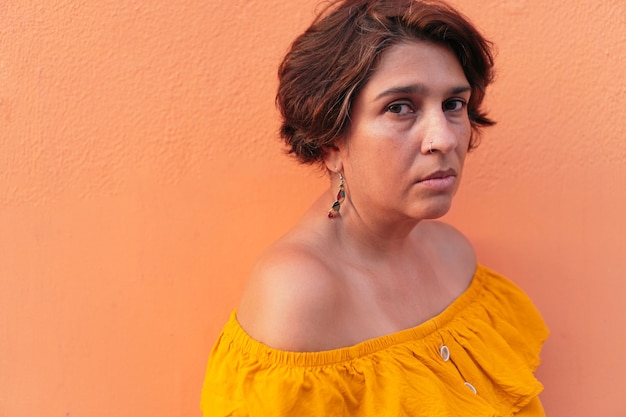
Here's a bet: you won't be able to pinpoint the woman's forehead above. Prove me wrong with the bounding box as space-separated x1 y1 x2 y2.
361 41 469 98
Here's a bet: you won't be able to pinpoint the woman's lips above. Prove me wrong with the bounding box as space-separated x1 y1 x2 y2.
417 175 456 191
416 169 457 191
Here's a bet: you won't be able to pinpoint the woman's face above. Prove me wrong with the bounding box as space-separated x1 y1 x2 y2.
336 40 472 223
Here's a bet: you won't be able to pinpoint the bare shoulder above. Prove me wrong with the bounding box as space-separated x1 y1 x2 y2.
416 221 477 282
237 237 344 352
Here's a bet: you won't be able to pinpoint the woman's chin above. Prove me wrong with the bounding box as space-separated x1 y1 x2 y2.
416 201 453 220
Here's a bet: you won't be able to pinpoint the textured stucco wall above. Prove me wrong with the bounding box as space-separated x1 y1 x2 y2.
0 0 624 415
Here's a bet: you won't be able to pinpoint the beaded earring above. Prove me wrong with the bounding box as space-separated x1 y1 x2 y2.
327 172 346 218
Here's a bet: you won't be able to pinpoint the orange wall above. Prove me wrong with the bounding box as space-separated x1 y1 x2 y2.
0 1 624 416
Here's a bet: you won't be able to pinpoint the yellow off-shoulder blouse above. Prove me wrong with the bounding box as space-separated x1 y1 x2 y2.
201 265 549 416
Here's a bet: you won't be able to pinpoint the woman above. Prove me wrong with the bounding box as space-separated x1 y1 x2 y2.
201 0 548 415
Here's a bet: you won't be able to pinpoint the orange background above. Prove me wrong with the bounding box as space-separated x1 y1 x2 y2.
0 0 624 416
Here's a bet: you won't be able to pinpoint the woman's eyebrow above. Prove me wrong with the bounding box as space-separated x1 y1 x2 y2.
374 84 471 101
451 86 472 94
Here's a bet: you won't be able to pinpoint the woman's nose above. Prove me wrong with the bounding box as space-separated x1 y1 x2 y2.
420 111 459 154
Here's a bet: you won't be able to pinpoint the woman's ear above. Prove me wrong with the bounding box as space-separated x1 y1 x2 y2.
322 143 344 173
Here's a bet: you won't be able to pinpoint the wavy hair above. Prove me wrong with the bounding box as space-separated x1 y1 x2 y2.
277 0 496 165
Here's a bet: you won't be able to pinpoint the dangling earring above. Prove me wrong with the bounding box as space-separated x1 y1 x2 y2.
327 172 346 218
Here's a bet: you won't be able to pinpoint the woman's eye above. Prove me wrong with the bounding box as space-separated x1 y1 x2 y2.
386 103 413 114
443 99 466 112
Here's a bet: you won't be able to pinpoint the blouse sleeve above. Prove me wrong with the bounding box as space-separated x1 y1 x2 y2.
200 313 356 417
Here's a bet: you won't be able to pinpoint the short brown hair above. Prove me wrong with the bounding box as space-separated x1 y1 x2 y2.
276 0 496 165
